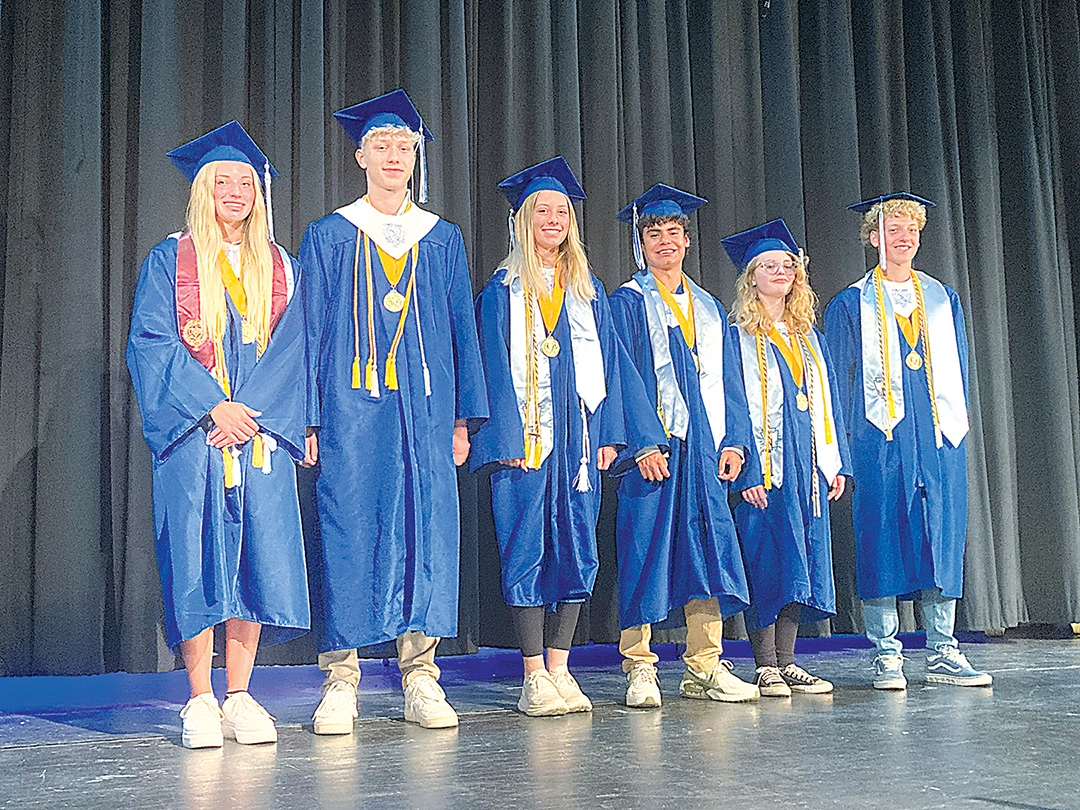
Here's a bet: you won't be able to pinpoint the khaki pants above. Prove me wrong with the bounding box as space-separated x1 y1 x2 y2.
318 631 441 690
619 597 723 674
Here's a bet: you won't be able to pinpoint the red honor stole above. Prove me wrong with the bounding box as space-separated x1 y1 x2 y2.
175 233 288 373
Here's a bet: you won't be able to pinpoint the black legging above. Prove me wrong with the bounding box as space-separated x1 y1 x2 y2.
748 602 803 668
510 603 582 658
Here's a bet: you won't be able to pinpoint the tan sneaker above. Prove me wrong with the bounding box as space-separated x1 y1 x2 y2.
222 692 278 744
180 693 223 749
755 666 792 698
403 676 459 729
549 667 592 713
625 663 662 708
313 680 358 735
518 670 569 716
679 660 760 702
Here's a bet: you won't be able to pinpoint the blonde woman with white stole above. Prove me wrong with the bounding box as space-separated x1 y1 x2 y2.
724 220 850 697
127 123 313 749
471 157 659 716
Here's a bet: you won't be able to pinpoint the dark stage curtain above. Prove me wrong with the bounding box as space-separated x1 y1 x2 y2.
1 0 1077 675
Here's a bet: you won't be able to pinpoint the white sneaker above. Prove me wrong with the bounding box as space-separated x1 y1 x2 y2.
549 667 592 713
518 670 569 716
403 676 459 729
180 693 223 749
221 692 278 745
872 654 908 690
625 663 662 708
679 660 760 702
313 680 358 735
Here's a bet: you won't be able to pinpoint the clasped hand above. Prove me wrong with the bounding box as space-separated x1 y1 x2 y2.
208 400 261 449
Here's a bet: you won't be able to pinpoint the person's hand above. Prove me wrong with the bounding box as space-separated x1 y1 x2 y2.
636 450 671 482
829 474 847 501
501 458 528 470
742 485 768 509
209 401 261 447
453 420 470 466
596 445 617 471
718 448 743 481
302 429 319 468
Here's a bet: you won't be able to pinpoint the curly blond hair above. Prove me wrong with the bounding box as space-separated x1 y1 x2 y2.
731 251 817 336
858 199 928 246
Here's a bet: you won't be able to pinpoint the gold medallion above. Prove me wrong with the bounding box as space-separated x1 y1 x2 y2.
796 391 809 411
905 351 923 371
383 290 406 312
241 320 256 344
182 318 206 349
539 336 561 358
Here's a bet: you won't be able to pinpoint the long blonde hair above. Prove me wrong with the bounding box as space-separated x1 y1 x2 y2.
186 161 275 353
732 251 818 336
502 190 594 301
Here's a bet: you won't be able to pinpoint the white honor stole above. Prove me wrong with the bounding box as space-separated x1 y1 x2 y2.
853 269 968 446
335 195 439 257
624 271 728 452
507 270 606 487
737 327 844 490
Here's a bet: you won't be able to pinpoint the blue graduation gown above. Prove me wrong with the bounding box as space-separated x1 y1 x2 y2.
823 280 968 599
607 283 754 630
471 272 657 607
126 236 310 648
301 214 488 652
732 325 852 631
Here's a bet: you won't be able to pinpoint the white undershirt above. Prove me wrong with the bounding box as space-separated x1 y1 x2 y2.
883 278 917 317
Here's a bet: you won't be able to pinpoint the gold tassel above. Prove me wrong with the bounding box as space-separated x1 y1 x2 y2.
351 357 361 389
365 358 376 391
252 435 264 469
385 357 399 390
223 448 234 489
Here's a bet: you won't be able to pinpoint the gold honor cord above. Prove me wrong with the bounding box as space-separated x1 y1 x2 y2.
654 275 696 350
910 272 944 448
755 333 772 490
872 266 898 440
350 231 365 389
798 335 835 446
797 333 822 518
522 289 543 468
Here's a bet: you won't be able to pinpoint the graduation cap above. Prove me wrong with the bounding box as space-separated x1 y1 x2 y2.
497 156 586 212
167 120 280 240
846 192 936 214
847 192 935 271
616 184 707 270
721 219 800 270
333 89 434 203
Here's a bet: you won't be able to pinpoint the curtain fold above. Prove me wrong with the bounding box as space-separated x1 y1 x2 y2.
0 0 1077 674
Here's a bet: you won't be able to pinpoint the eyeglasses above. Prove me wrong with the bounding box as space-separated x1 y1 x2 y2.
756 260 798 276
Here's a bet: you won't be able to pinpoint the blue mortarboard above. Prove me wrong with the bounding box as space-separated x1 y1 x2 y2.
615 183 707 224
846 192 936 214
333 89 435 146
334 89 434 203
166 120 278 184
167 121 280 240
721 219 800 270
616 184 707 269
497 156 586 212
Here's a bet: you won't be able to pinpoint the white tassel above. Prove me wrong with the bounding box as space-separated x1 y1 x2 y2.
632 203 645 270
507 210 517 253
417 126 429 204
572 399 592 493
877 206 887 272
260 433 277 474
264 161 275 243
227 447 243 488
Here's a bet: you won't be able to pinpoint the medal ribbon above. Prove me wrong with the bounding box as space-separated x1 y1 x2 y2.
383 244 419 391
220 252 248 317
895 307 921 349
768 326 804 388
537 277 565 337
654 276 696 349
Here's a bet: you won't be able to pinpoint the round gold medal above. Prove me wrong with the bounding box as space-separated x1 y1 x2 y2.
796 392 809 411
905 351 923 370
539 336 561 357
383 290 406 312
182 318 207 350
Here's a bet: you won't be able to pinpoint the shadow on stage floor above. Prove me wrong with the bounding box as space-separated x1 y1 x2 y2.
1 636 1078 810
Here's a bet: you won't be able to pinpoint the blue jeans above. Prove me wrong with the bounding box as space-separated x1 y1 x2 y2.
862 589 958 656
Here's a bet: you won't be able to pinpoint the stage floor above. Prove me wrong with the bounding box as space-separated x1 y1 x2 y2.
1 637 1077 810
